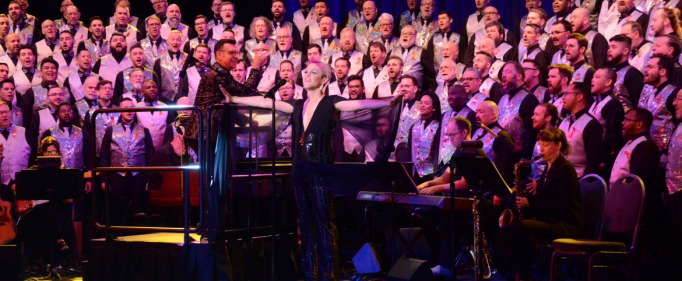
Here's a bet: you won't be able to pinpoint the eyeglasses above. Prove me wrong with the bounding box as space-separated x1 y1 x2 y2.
461 77 479 82
276 35 291 40
483 12 499 16
217 50 239 55
0 111 10 115
401 32 415 36
59 109 73 114
523 67 538 71
380 23 392 27
147 23 161 27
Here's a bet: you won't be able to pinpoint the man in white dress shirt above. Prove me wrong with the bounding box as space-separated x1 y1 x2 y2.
0 15 9 57
361 42 388 98
622 21 652 74
327 57 351 98
211 2 246 49
0 100 30 203
105 4 142 53
152 31 186 102
292 0 315 39
78 16 109 63
10 46 39 98
93 32 132 83
0 33 21 76
59 5 88 50
160 4 193 45
139 15 169 65
52 30 79 85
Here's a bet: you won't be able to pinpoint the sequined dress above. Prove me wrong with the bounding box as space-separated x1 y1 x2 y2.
290 95 345 281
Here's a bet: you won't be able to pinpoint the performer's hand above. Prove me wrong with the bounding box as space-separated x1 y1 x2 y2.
85 182 92 194
417 182 430 190
219 85 233 103
252 48 269 69
419 186 442 195
493 195 501 206
516 196 529 209
525 178 537 195
389 92 404 107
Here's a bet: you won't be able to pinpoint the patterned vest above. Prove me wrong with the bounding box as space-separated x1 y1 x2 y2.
158 52 188 101
584 30 598 66
411 119 439 177
346 9 363 30
431 32 461 71
110 123 147 168
243 38 277 63
373 36 400 53
10 106 22 127
89 105 120 157
389 46 425 87
400 10 422 29
530 141 547 180
638 83 676 151
74 99 93 122
572 63 593 83
552 50 570 66
83 39 110 62
412 19 438 49
395 101 420 147
49 125 84 169
311 37 342 64
532 86 549 103
438 107 473 164
121 67 155 94
31 85 70 112
614 65 635 112
354 20 382 54
11 24 34 46
139 37 169 65
269 49 303 71
473 125 503 162
498 91 530 151
667 124 682 194
647 0 681 40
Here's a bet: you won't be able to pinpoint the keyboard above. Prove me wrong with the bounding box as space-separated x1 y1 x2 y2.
356 191 473 211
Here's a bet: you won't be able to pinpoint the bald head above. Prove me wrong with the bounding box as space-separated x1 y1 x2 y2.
570 7 591 32
363 1 377 21
320 16 334 38
176 96 193 115
442 41 459 60
479 37 496 55
483 6 500 24
476 100 498 125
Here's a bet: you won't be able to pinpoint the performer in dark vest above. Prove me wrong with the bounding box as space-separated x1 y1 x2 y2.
99 97 155 225
436 84 477 170
472 100 515 186
498 61 540 160
607 34 645 111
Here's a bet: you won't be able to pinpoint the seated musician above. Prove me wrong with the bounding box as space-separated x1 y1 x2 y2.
417 116 472 195
498 128 583 281
15 137 76 265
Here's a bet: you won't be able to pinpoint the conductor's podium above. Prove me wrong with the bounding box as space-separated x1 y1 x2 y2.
148 171 201 207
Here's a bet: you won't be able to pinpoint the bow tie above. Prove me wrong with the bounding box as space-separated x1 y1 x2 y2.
568 113 577 123
22 68 34 74
0 126 10 133
594 95 604 103
145 101 157 107
7 54 16 60
115 25 127 33
64 53 74 60
197 66 208 72
70 25 79 31
302 8 310 14
79 70 91 77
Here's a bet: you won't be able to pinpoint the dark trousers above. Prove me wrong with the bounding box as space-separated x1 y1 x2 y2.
16 202 74 264
107 172 148 225
498 220 555 279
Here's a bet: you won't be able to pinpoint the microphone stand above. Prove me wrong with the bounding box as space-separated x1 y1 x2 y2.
269 85 277 281
447 157 457 281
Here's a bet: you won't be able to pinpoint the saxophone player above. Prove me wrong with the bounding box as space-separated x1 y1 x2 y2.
498 128 584 281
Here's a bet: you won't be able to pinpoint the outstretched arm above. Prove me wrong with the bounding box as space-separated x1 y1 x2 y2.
335 94 402 112
222 85 294 113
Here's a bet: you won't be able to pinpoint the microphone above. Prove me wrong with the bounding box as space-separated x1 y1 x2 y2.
263 79 288 99
179 49 197 78
477 121 498 138
174 113 191 135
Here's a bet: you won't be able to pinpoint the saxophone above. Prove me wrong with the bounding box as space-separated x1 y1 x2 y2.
472 196 496 280
499 154 544 227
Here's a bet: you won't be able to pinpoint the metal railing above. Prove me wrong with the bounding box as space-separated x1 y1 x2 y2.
90 105 204 244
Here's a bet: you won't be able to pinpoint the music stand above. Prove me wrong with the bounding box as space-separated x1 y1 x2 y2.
451 140 511 281
15 167 82 271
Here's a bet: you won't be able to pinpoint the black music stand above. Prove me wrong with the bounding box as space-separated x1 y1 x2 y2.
451 140 511 281
15 167 82 273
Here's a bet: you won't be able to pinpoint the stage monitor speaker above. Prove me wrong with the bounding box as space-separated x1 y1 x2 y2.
352 243 385 274
387 258 435 281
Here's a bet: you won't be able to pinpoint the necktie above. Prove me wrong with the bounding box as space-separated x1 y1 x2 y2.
344 52 351 60
384 38 390 50
339 82 346 94
63 127 70 138
124 125 132 140
444 84 449 98
14 25 20 33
